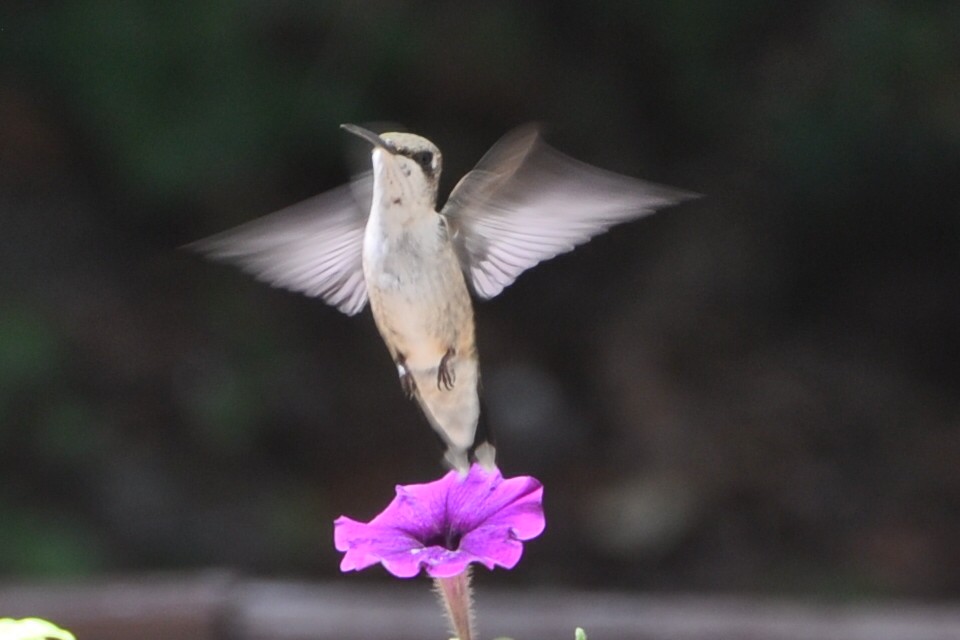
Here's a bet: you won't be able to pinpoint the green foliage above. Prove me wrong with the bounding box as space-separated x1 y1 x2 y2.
0 507 106 576
0 618 75 640
4 2 350 200
0 305 61 390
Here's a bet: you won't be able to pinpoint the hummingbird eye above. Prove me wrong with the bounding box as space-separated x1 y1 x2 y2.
411 150 434 171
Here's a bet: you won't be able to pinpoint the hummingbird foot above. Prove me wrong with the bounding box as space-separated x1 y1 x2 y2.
437 347 456 391
396 356 417 398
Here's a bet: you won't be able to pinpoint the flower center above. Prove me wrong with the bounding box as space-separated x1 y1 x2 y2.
424 529 462 551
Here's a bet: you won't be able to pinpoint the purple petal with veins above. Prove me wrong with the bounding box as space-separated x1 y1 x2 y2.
334 464 545 578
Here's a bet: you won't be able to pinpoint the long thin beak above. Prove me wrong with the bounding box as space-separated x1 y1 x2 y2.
340 124 396 153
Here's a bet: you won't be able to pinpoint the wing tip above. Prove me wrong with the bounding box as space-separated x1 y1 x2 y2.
670 186 704 204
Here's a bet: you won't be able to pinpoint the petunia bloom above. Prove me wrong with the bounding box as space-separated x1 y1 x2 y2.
334 464 545 578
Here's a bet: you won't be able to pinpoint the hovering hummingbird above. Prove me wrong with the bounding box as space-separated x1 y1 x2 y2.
190 123 696 470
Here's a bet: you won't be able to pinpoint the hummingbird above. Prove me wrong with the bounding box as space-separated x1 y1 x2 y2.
190 123 696 470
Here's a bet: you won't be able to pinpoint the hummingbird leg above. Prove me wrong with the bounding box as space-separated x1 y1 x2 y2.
437 347 456 391
396 354 417 398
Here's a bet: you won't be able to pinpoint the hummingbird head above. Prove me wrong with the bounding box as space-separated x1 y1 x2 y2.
341 124 443 211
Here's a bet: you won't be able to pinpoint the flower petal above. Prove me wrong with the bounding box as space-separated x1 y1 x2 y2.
334 517 424 573
459 527 526 569
465 476 545 537
333 464 545 578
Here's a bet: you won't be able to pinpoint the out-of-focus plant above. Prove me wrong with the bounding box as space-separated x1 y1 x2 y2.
0 618 75 640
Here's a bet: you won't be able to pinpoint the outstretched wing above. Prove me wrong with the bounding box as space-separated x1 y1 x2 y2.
443 125 698 299
187 175 372 315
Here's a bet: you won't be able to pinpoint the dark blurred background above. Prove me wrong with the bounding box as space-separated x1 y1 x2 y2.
1 0 958 599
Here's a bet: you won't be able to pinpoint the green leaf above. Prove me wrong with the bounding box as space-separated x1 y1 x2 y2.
0 618 76 640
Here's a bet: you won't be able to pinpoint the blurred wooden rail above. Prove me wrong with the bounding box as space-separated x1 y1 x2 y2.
2 572 960 640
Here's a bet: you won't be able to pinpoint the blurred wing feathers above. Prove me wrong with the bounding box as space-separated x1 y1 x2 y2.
443 125 698 298
187 175 372 315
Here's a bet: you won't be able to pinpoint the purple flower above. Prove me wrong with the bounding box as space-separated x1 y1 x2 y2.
334 464 545 578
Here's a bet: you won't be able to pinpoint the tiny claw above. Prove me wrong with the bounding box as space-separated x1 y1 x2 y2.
437 348 456 391
397 355 417 398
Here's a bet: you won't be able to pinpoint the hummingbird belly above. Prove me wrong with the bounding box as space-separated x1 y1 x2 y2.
364 232 480 459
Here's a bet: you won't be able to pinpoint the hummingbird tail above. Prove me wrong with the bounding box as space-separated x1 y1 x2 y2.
472 441 497 470
440 395 497 472
444 440 495 473
469 395 497 469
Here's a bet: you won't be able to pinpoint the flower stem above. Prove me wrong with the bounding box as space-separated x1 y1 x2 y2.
434 569 475 640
